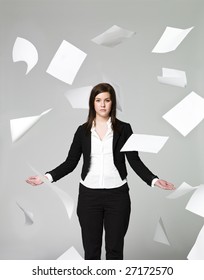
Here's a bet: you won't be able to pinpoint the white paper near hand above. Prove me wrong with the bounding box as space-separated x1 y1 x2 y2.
186 184 204 217
10 108 52 143
166 182 198 199
46 40 87 84
153 218 170 246
16 202 34 225
28 165 74 219
152 26 194 53
12 37 38 74
120 134 169 153
187 224 204 260
91 25 135 47
64 86 92 109
163 91 204 136
57 246 83 260
157 68 187 88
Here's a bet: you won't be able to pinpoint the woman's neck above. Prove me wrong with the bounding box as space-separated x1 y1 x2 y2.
95 115 110 124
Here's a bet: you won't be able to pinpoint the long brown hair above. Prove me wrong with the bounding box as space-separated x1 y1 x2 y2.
85 83 118 132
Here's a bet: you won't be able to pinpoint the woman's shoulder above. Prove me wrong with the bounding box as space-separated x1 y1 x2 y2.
116 118 131 127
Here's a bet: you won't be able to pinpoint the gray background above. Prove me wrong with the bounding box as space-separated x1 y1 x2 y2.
0 0 204 260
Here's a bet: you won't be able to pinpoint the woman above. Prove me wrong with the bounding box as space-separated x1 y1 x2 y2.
26 83 175 260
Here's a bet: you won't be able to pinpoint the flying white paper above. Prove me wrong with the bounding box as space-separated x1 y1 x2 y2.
12 37 38 74
10 108 52 143
64 86 92 109
46 40 87 84
28 165 74 219
157 68 187 87
166 182 198 199
16 202 34 225
120 134 169 153
57 246 83 260
187 225 204 260
153 218 170 246
163 91 204 136
152 26 194 53
91 25 135 47
186 184 204 217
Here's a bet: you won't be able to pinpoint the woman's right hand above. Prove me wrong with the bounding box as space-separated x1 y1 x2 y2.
26 175 44 186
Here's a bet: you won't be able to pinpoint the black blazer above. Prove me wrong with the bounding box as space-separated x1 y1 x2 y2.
47 119 158 186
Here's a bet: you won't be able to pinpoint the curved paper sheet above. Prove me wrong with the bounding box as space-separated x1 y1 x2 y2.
16 202 34 225
152 26 194 53
166 182 198 199
10 108 52 142
92 25 135 47
12 37 38 74
186 184 204 217
28 164 74 219
153 217 170 246
158 68 187 88
64 86 92 109
187 225 204 260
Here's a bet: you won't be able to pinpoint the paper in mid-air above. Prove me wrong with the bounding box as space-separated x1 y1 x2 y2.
157 68 187 88
120 134 169 153
187 224 204 260
166 182 198 199
12 37 38 74
185 184 204 218
91 25 135 47
152 26 194 53
64 86 92 109
46 40 87 84
16 202 34 225
162 91 204 136
10 108 52 143
153 218 170 246
28 165 74 219
57 246 83 260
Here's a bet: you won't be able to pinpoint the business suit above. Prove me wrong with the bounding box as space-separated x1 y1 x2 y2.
47 119 158 185
46 119 158 260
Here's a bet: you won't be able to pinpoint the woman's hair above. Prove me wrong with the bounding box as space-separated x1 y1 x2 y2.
85 83 118 132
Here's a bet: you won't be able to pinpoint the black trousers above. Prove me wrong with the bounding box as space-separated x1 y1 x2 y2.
77 183 131 260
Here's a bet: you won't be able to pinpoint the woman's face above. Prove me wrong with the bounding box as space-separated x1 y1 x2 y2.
94 91 112 119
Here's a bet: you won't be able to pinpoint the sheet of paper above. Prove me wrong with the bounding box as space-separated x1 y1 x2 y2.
46 40 87 84
157 68 187 87
152 26 194 53
120 134 169 153
187 225 204 260
163 91 204 136
12 37 38 74
153 218 170 246
186 184 204 217
57 246 83 260
10 108 52 143
28 165 74 219
166 182 198 199
91 25 135 47
16 202 34 225
64 86 92 109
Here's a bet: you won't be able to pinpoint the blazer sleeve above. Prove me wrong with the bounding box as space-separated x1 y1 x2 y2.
46 125 82 182
124 123 158 186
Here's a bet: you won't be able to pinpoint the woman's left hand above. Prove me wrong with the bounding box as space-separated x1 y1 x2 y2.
154 179 175 190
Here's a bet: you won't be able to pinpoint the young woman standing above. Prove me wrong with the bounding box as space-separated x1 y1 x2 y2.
26 83 175 260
